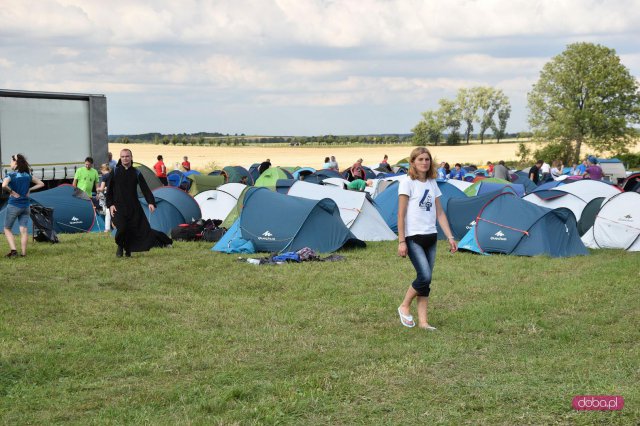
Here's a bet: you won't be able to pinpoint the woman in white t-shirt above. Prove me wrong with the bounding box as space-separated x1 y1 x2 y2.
397 147 457 330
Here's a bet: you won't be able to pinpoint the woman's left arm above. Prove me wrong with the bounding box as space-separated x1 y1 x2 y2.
435 197 458 253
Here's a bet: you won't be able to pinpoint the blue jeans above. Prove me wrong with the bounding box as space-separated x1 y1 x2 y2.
406 233 437 297
4 204 30 229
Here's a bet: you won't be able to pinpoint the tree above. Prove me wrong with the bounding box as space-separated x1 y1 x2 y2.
412 110 444 145
438 99 461 145
490 94 511 143
528 42 640 163
456 88 478 144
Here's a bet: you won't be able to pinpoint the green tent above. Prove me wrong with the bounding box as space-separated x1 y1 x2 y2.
222 165 253 185
187 174 226 196
254 167 293 191
463 177 511 196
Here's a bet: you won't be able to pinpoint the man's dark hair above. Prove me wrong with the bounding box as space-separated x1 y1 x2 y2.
85 157 94 164
455 163 462 168
157 155 163 160
536 160 543 165
499 160 505 165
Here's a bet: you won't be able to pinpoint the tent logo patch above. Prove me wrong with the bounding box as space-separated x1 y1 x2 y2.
259 230 275 241
490 230 507 241
70 216 82 224
466 220 477 230
619 214 633 222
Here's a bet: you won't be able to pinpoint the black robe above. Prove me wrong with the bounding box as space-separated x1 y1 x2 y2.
106 163 170 252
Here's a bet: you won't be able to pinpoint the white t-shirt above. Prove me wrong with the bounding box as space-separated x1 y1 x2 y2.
541 162 551 173
398 175 442 237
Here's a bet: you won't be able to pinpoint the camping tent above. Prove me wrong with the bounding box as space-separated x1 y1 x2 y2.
292 167 316 180
463 178 524 197
222 166 254 185
373 181 399 232
194 183 246 222
581 191 640 251
167 170 201 189
302 169 343 184
286 181 396 241
622 172 640 192
444 187 517 240
254 167 294 190
133 162 164 191
458 191 588 257
213 187 364 253
0 184 99 233
143 187 202 234
187 174 226 196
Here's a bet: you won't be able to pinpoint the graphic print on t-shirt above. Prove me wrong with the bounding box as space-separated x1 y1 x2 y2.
419 189 432 211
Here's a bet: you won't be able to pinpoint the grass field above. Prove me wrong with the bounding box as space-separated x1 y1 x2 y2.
1 235 638 424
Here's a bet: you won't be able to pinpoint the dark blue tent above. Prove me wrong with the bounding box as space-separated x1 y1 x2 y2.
373 181 399 232
220 187 364 253
275 179 296 194
512 172 538 193
474 182 525 197
458 191 588 257
139 187 202 234
0 185 98 234
304 169 343 183
167 170 201 189
248 163 261 183
443 187 518 240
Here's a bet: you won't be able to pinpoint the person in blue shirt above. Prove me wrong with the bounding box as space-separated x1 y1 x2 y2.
449 163 465 180
2 154 45 258
437 161 447 179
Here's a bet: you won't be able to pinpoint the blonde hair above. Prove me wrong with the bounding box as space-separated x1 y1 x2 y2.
408 147 437 180
100 163 111 173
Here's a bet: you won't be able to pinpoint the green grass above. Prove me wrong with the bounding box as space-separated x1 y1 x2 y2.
1 235 638 424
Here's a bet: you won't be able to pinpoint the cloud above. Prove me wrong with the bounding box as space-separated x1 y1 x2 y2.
1 0 639 134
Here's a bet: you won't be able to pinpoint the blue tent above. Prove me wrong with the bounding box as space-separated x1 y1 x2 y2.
303 169 343 183
0 185 98 234
474 182 525 197
214 187 364 253
292 167 316 180
140 187 202 234
374 181 399 232
167 170 201 189
512 171 539 193
458 191 588 257
443 187 517 240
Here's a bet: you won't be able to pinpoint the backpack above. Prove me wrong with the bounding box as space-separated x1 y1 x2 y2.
170 222 204 241
202 226 227 242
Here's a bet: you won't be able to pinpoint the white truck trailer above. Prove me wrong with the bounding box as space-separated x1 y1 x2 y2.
0 89 108 187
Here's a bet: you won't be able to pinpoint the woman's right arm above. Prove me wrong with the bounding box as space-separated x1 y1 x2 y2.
397 194 409 257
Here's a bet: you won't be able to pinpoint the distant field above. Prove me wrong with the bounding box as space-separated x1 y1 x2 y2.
109 140 640 172
108 142 535 172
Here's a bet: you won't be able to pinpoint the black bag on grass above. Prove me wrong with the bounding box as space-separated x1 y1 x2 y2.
30 204 59 243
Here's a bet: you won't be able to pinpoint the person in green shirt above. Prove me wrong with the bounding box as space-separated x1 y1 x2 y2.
346 179 372 191
73 157 100 196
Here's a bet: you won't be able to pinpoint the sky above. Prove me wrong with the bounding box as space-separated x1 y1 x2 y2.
1 0 639 136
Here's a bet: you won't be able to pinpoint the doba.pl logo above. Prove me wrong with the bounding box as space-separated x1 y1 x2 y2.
572 395 624 411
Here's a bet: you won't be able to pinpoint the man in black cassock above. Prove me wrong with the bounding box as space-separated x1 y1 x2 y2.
106 149 163 257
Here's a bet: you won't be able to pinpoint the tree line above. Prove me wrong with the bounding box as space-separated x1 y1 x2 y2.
413 87 512 146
